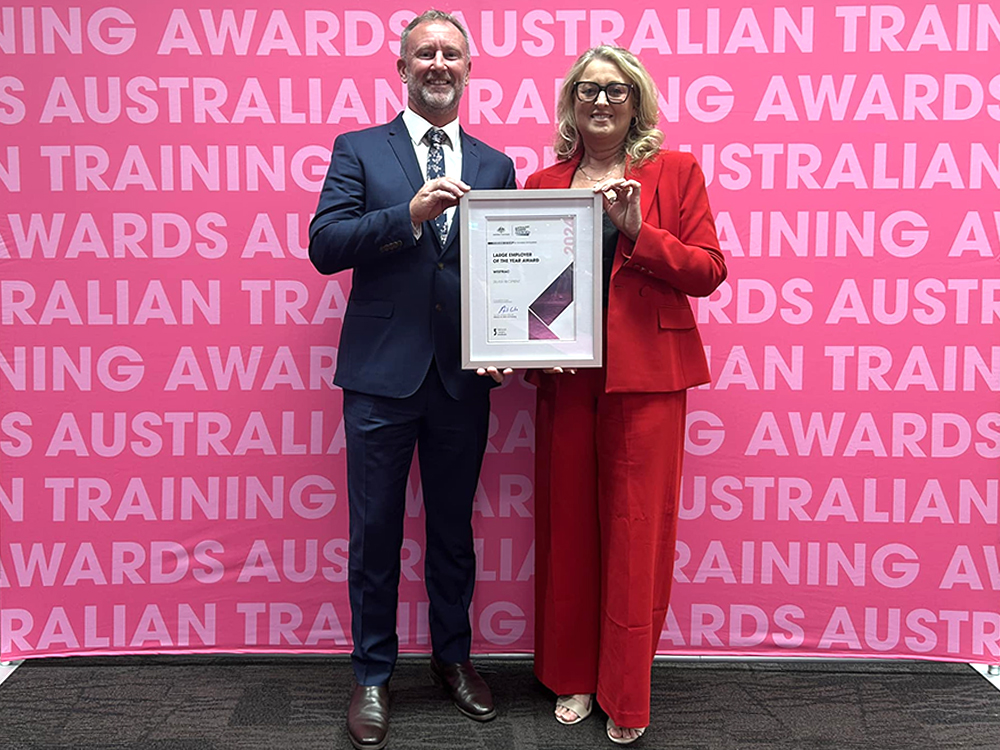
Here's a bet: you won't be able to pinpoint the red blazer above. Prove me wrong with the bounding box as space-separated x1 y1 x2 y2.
525 150 727 393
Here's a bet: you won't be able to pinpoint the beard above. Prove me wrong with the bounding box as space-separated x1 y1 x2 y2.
408 75 465 114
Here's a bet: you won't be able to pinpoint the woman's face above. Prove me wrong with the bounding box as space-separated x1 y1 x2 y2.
573 58 636 152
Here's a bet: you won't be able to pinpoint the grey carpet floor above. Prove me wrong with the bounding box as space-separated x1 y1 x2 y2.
1 656 999 749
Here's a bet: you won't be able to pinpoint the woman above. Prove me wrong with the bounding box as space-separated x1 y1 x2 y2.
527 47 727 744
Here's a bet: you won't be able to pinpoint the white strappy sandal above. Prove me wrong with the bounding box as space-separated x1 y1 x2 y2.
554 694 593 725
607 716 646 744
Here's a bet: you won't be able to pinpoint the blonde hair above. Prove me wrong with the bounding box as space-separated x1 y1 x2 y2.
555 46 664 168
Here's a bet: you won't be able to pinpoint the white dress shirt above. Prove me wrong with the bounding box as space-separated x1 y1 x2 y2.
402 107 463 239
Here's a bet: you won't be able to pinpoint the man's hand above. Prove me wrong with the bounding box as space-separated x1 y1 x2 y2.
410 177 471 225
477 366 514 384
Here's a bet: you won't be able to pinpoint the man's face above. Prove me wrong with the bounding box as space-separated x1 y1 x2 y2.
398 21 470 122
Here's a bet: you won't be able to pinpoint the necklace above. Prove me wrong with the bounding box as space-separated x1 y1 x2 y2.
576 158 624 182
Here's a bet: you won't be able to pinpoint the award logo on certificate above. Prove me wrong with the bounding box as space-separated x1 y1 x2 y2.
461 190 602 369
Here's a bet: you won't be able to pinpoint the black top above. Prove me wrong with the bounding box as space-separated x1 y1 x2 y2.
602 212 620 308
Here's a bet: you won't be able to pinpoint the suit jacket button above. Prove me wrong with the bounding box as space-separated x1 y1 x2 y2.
437 262 445 270
435 303 443 311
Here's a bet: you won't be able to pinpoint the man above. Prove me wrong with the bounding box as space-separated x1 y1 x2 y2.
308 10 516 750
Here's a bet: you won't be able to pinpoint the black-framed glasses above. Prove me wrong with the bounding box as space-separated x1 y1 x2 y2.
574 81 633 104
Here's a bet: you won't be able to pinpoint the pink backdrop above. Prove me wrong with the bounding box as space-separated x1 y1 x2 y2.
1 1 998 661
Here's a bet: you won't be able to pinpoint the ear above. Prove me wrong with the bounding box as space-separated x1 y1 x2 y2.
397 57 407 82
465 58 472 82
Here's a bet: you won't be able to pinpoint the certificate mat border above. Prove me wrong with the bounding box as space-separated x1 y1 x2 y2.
460 189 603 369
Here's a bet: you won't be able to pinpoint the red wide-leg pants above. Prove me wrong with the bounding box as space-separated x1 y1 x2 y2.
533 366 686 728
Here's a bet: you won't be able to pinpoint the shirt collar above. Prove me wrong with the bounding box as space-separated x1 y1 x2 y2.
402 107 461 149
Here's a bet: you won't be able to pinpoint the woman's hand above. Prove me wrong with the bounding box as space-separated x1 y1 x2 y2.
542 367 576 375
477 366 514 383
594 178 641 240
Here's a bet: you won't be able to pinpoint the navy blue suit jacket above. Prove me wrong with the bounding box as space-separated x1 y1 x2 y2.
309 112 517 401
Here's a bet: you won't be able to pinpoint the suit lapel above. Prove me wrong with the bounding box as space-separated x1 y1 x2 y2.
438 129 481 253
387 113 424 195
537 156 580 188
459 128 480 189
387 112 453 253
627 156 659 222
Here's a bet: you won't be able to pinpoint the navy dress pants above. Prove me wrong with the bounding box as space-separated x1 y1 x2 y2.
342 364 490 686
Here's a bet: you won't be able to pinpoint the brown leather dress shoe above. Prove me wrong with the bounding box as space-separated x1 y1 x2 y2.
430 656 497 721
347 683 389 750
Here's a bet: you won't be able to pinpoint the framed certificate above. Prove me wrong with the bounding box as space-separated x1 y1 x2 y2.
460 189 603 369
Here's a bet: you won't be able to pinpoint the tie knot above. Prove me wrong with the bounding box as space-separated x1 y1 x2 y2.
427 128 448 147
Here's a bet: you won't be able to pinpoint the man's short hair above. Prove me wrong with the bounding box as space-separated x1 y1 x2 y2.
399 9 470 59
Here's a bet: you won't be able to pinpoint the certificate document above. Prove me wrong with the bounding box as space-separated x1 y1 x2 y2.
460 189 602 369
485 214 576 343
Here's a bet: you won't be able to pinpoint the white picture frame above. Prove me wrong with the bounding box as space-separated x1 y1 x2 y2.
460 189 603 369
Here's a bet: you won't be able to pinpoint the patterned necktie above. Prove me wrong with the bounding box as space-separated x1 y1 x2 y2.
426 127 449 245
